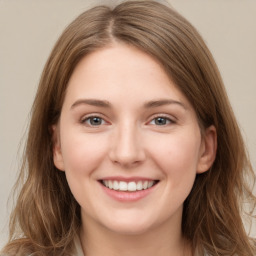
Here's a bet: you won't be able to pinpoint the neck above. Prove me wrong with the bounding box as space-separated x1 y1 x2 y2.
79 212 191 256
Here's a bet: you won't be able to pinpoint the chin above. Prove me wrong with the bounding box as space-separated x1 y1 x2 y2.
102 215 158 236
107 224 152 236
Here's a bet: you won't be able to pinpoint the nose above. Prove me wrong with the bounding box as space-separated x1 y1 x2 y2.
109 122 146 168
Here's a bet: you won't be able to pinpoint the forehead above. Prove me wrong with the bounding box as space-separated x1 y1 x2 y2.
64 43 191 109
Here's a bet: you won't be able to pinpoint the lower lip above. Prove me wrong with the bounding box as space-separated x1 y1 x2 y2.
100 182 157 202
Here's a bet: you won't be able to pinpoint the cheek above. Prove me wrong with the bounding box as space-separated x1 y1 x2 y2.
148 131 201 186
60 130 109 176
59 130 110 205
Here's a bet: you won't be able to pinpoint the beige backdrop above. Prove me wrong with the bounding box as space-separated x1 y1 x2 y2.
1 0 256 247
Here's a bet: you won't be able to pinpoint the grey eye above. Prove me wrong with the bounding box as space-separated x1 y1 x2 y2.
150 117 171 126
84 116 105 126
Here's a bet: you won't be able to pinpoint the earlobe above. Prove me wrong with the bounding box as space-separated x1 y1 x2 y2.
52 125 65 171
197 125 217 174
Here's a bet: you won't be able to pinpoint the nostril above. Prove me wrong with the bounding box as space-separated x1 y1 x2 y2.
108 134 146 166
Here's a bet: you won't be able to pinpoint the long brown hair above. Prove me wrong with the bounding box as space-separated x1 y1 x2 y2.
2 1 255 255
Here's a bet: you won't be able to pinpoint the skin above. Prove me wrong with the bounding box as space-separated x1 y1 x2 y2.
53 43 217 256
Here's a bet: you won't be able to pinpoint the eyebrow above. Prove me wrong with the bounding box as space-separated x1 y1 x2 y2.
70 98 186 110
143 99 187 109
71 99 111 109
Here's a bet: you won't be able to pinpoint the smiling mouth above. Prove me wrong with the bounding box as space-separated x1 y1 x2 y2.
100 180 159 192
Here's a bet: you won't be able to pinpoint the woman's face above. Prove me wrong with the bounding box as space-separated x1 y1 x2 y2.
53 43 215 235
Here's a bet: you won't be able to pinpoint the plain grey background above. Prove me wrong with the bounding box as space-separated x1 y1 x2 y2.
1 0 256 248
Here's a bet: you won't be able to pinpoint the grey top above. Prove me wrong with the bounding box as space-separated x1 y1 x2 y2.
74 236 84 256
73 236 208 256
0 238 208 256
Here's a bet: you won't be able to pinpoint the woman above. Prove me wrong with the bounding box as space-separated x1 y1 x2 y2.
1 1 255 255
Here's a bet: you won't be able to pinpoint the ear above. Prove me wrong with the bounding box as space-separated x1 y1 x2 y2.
197 125 217 174
52 125 65 171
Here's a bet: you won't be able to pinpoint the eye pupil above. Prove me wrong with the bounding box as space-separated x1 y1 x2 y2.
155 117 167 125
90 117 102 125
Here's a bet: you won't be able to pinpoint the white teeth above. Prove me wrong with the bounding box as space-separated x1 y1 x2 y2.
109 180 113 189
143 181 148 190
102 180 157 191
137 181 143 191
148 181 154 188
119 181 128 191
113 180 119 190
127 182 136 191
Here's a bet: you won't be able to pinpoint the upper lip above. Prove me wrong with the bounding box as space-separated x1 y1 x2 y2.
99 176 158 182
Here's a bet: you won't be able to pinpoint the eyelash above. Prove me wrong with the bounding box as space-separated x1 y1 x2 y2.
80 114 175 127
81 114 107 127
148 115 175 126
